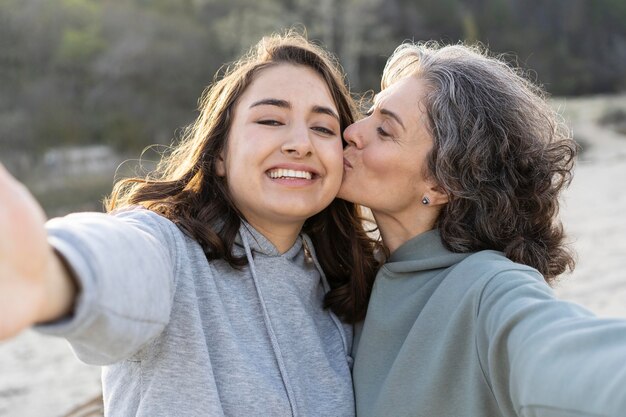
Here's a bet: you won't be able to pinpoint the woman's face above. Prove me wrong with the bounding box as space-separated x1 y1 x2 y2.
339 76 435 221
218 63 344 234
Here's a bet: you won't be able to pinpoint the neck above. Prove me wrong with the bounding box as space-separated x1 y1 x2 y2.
372 210 437 254
245 219 303 254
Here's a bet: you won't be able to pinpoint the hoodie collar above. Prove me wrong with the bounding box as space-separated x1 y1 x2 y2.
235 221 304 261
384 229 472 274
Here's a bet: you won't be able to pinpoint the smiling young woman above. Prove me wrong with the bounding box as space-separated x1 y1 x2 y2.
0 32 380 417
216 63 344 251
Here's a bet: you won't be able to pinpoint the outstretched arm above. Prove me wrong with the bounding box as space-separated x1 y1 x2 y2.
0 164 78 340
478 267 626 416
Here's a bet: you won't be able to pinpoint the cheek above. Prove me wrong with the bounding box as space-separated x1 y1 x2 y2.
223 135 253 173
320 140 345 175
362 149 390 179
222 147 252 194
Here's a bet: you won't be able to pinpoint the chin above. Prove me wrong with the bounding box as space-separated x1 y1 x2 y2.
274 206 323 222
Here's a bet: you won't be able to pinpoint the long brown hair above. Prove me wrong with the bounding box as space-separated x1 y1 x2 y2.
382 42 577 282
106 32 379 322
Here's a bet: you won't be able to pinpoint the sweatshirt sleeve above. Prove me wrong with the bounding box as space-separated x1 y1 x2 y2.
476 266 626 417
35 208 180 366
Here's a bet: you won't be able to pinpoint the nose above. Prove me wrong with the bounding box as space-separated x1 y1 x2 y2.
343 120 364 149
281 125 313 158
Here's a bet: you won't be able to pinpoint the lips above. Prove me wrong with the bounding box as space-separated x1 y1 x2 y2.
343 157 353 169
266 164 319 180
267 168 313 180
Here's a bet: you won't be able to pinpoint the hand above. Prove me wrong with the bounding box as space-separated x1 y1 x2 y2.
0 164 75 340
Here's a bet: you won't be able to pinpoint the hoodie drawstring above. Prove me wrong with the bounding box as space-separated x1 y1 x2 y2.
302 235 352 367
241 232 300 417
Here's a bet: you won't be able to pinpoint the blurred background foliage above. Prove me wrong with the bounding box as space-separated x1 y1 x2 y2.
0 0 625 214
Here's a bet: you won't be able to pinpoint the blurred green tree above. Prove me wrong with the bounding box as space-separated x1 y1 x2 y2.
1 0 625 161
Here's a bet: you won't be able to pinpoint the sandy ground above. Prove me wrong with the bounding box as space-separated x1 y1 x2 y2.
1 95 626 417
553 94 626 317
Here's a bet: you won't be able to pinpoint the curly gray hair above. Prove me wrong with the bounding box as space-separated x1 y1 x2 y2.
382 42 577 281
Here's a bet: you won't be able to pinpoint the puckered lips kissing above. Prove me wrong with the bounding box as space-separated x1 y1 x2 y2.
266 163 321 187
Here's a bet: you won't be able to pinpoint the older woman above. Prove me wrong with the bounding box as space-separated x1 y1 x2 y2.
340 42 626 417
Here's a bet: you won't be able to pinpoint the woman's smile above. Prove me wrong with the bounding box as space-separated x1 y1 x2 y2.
218 63 344 234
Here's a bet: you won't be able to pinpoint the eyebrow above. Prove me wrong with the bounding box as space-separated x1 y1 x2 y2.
250 99 340 122
313 105 340 122
379 108 405 130
250 98 290 109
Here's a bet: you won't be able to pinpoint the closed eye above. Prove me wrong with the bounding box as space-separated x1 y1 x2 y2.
377 127 391 137
257 119 283 126
312 126 337 136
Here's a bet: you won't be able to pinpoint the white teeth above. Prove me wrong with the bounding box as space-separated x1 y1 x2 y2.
268 169 313 180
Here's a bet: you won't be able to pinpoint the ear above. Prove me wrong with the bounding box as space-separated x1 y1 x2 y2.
423 179 448 206
216 152 226 177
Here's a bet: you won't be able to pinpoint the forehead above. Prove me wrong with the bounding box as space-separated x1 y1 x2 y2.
239 63 338 110
375 76 426 110
375 76 429 127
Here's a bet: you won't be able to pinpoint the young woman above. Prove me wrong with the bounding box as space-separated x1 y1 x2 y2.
339 42 626 416
0 33 378 417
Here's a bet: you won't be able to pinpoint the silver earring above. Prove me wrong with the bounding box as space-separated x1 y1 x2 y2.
421 196 430 205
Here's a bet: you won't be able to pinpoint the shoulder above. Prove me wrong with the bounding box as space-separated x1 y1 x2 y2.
454 251 563 328
111 207 195 246
450 250 547 305
48 206 179 235
114 209 221 290
111 206 177 232
457 250 543 283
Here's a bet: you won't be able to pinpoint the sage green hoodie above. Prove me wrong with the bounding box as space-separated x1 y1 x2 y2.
353 230 626 417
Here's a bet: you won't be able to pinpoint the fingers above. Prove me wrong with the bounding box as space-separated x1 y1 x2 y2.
0 162 46 223
0 163 31 201
0 162 20 191
0 163 17 213
0 162 10 182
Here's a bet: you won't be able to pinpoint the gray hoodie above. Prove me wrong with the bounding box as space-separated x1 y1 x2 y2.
37 208 354 417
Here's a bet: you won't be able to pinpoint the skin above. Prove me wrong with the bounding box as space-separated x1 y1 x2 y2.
338 76 448 253
218 64 344 253
0 164 77 339
0 64 345 339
